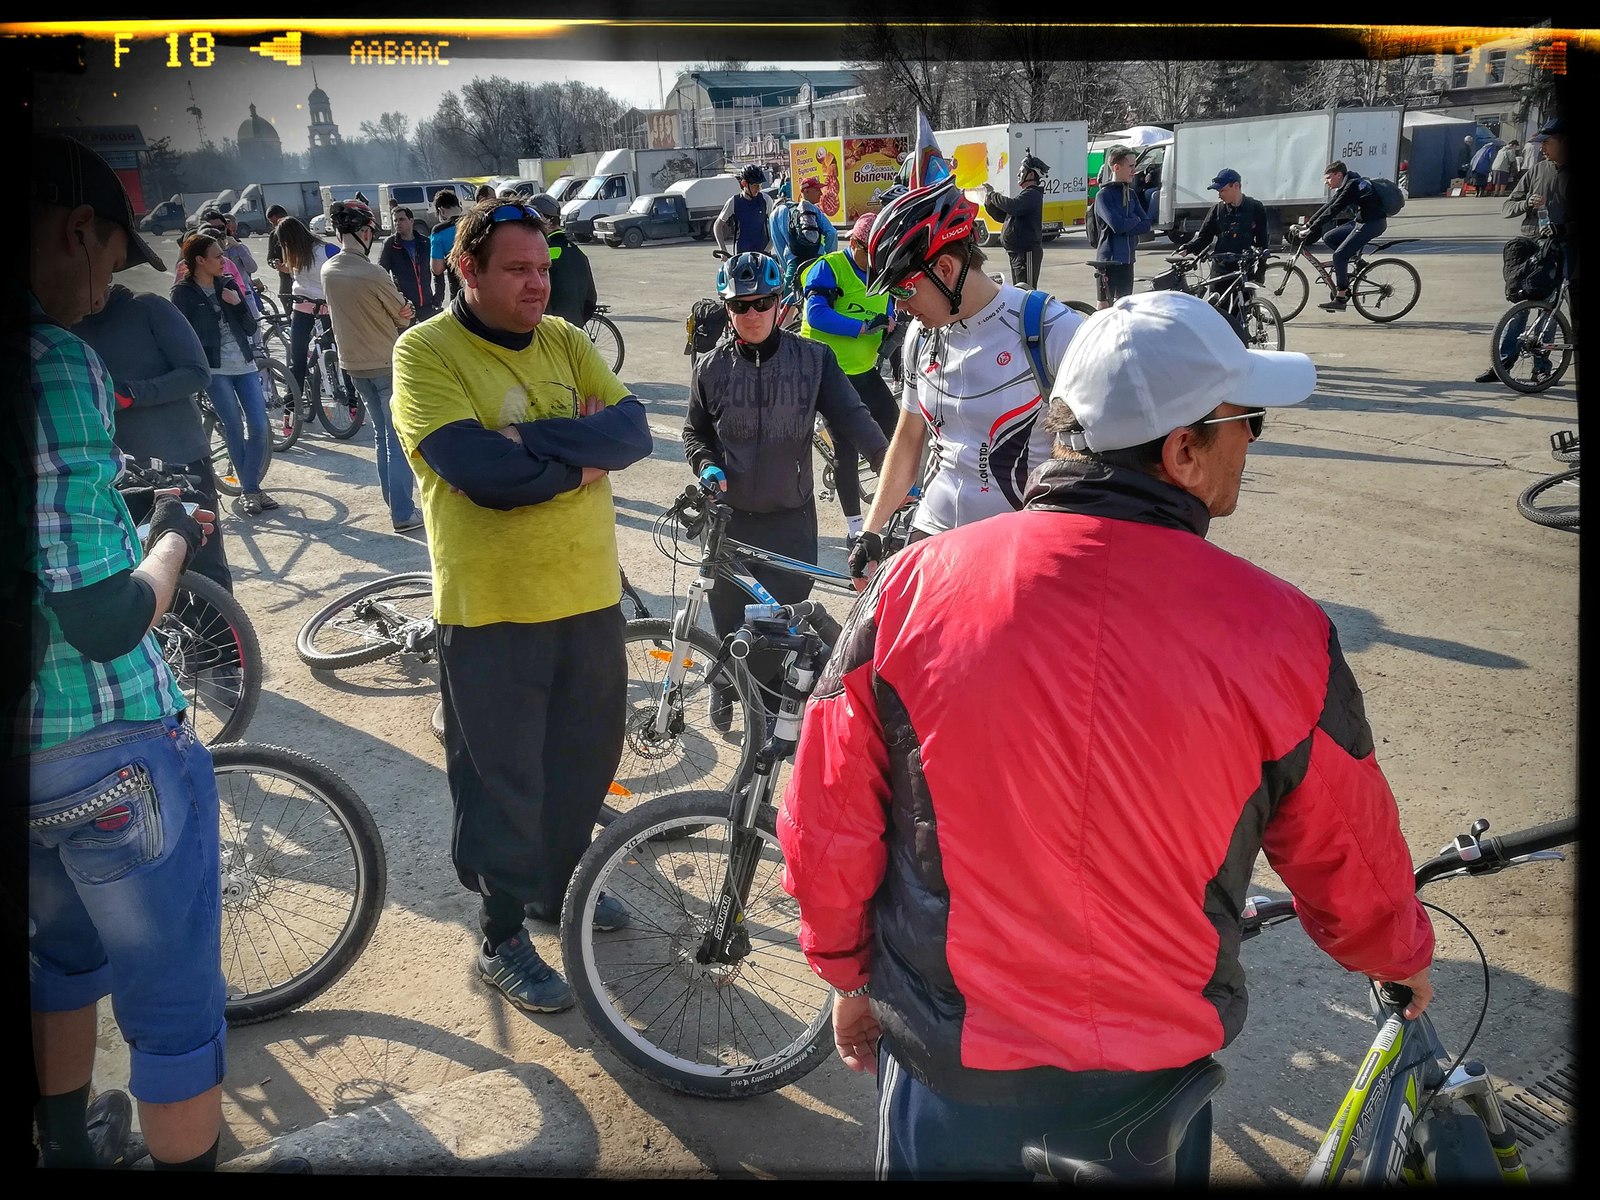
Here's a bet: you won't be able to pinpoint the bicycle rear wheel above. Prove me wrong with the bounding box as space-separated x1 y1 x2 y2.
213 743 387 1025
1491 301 1573 394
296 572 436 670
586 312 625 374
1516 468 1579 531
158 571 262 745
613 621 756 821
1259 262 1309 322
315 367 366 440
1065 299 1097 317
1245 297 1286 352
258 358 303 452
561 790 834 1098
1351 258 1421 323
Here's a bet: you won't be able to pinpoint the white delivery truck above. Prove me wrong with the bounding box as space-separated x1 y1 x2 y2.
561 147 720 241
140 191 220 234
218 181 322 236
933 121 1089 245
1138 106 1403 245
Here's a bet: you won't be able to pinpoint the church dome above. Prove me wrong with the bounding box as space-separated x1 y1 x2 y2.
309 87 330 109
237 103 279 143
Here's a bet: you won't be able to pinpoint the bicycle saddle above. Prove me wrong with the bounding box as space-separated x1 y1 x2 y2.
1020 1058 1226 1184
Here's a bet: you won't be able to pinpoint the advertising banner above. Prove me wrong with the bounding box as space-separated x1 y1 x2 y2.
789 137 846 224
842 135 909 220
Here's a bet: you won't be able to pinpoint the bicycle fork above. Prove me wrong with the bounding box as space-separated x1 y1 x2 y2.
651 571 714 740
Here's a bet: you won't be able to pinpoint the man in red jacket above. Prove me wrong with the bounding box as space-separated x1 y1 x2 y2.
779 290 1435 1181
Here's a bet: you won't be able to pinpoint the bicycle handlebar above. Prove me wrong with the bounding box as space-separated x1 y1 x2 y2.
727 600 826 660
1241 815 1575 939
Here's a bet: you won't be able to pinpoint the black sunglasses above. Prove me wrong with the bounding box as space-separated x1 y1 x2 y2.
726 295 778 314
1199 409 1265 438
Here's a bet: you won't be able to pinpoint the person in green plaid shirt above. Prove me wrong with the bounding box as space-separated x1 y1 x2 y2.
14 136 235 1172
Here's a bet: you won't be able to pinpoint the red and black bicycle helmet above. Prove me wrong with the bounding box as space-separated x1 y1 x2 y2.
865 178 980 313
330 198 379 237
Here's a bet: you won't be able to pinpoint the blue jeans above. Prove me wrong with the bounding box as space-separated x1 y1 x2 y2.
350 373 416 522
206 369 269 494
21 714 227 1104
1323 217 1386 294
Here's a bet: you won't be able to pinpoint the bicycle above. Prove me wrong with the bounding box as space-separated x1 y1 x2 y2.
120 460 263 744
585 303 625 374
1517 429 1579 533
615 482 852 818
1147 249 1286 352
213 742 387 1025
1491 260 1576 394
260 301 365 441
1271 225 1421 323
559 596 839 1098
1023 814 1575 1184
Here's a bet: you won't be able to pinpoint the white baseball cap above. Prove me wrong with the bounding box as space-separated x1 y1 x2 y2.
1053 291 1316 452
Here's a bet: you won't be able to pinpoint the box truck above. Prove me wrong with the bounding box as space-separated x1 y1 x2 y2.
140 191 220 235
1138 107 1403 245
216 181 322 236
560 147 720 240
933 122 1089 245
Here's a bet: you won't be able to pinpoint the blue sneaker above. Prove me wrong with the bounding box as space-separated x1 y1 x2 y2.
593 891 631 931
477 930 574 1012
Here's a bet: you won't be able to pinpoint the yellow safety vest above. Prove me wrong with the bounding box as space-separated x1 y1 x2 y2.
798 250 889 377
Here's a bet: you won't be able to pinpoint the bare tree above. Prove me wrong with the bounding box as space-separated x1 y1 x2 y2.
358 112 413 177
842 22 964 129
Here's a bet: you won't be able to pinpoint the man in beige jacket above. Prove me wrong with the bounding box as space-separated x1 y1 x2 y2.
322 199 422 531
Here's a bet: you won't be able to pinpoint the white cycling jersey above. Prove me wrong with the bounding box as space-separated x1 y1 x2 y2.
900 283 1083 535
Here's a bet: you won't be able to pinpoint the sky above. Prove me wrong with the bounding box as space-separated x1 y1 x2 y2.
36 34 845 155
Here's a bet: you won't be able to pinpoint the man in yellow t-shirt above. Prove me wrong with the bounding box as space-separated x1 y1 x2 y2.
390 198 652 1015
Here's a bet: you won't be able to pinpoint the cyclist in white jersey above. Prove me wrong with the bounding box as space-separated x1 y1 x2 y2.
848 179 1082 585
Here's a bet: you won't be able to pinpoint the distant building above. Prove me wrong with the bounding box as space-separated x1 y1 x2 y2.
70 125 151 214
665 69 862 171
237 102 283 178
1410 30 1556 143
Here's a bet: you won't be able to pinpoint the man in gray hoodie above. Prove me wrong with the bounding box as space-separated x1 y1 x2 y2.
73 283 233 591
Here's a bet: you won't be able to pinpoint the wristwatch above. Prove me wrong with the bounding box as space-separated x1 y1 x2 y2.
837 983 870 998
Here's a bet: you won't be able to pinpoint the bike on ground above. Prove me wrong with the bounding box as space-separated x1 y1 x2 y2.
1517 429 1579 533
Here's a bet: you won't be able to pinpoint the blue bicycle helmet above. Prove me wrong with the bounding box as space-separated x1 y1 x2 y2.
717 251 782 300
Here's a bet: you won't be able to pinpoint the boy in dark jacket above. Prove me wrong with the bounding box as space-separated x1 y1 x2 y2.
1294 160 1387 313
1092 146 1154 307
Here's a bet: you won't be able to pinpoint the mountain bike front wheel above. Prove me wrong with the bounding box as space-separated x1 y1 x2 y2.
1245 297 1286 352
561 790 834 1099
204 406 273 498
214 743 387 1025
1065 299 1097 318
1516 467 1579 532
316 373 366 440
1491 300 1574 394
296 572 436 670
259 358 303 452
1259 262 1309 322
1351 258 1421 323
585 312 625 374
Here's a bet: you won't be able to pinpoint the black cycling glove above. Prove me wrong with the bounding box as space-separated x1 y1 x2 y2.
847 531 883 579
861 313 891 336
145 495 205 572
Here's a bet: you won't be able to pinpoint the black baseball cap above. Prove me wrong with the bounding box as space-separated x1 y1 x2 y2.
32 134 165 271
1208 168 1242 191
1535 117 1568 139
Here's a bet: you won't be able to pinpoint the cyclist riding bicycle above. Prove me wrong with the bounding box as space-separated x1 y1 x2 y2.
1293 160 1387 313
682 250 888 725
846 179 1084 586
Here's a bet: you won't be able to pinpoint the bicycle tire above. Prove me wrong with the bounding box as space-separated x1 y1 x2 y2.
296 572 436 670
1516 467 1579 531
315 371 366 440
1246 297 1286 352
1351 258 1421 323
561 789 834 1098
586 312 625 375
159 571 263 746
1411 1107 1502 1183
259 358 303 452
613 620 757 821
255 291 284 321
212 743 387 1025
1065 299 1097 318
1259 262 1309 322
204 404 273 499
1491 301 1573 394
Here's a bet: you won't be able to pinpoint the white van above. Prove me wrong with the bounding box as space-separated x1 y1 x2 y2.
377 179 478 232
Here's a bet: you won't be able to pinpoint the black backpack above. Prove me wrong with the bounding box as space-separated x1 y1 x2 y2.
1369 178 1406 217
684 296 730 357
1502 236 1560 302
787 201 825 263
1084 195 1104 248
